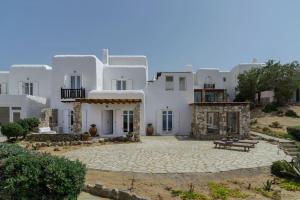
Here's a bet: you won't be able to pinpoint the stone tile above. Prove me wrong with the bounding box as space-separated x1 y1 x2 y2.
63 136 291 173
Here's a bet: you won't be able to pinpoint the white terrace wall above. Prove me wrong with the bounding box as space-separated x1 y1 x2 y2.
9 65 52 98
50 55 104 132
145 72 194 135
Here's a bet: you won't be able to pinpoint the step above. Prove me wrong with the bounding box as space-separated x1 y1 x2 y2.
287 152 300 156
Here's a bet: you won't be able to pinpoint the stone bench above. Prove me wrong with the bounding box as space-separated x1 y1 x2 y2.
38 127 56 134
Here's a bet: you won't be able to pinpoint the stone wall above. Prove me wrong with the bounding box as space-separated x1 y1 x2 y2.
191 103 250 140
40 108 58 129
133 103 140 141
73 102 82 134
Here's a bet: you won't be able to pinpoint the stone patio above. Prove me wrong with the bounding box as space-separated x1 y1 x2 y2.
63 136 291 173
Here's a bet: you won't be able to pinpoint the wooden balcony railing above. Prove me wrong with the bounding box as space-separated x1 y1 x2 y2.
61 88 85 99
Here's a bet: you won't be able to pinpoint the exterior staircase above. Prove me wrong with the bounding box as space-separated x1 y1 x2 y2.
279 141 300 158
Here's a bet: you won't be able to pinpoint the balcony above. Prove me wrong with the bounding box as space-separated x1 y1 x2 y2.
61 88 85 99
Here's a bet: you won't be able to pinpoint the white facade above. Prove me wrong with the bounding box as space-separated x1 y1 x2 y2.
145 72 193 135
194 62 265 101
0 65 51 124
0 49 263 136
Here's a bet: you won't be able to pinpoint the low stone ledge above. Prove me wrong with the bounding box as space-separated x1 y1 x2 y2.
83 184 149 200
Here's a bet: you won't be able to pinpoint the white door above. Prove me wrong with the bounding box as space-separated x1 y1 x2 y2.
63 109 70 133
103 110 113 135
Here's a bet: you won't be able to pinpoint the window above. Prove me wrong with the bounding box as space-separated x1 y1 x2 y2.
179 77 186 91
123 110 133 132
223 77 226 82
165 76 174 90
117 80 126 90
71 75 81 89
194 91 202 102
204 76 215 89
207 112 219 134
162 110 172 131
24 82 33 95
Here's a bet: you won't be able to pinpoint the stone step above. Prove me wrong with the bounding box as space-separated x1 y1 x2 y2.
287 152 300 157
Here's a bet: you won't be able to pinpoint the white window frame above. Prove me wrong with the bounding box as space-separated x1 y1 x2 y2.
179 77 186 91
23 82 33 95
70 75 81 89
165 76 174 91
162 110 173 132
116 80 127 90
123 110 133 132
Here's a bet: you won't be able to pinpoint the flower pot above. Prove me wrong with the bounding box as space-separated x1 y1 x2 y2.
146 124 154 136
89 125 97 137
81 132 90 141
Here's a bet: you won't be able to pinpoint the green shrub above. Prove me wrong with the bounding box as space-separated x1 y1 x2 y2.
1 122 24 139
271 160 293 178
171 190 210 200
262 127 271 134
208 182 247 200
16 119 30 137
279 179 300 191
287 126 300 141
262 104 278 113
0 144 86 199
269 121 281 128
262 180 273 191
285 110 299 118
24 117 40 131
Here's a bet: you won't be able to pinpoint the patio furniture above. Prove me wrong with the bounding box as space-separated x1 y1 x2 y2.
214 140 252 152
221 139 259 148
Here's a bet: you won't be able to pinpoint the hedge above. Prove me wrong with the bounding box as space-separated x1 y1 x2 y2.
1 122 24 139
0 144 86 199
287 126 300 141
271 160 293 178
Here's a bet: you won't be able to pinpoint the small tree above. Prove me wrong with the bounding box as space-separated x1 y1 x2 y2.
235 68 261 102
1 123 24 140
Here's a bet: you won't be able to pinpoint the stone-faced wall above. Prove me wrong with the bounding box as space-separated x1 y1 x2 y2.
73 102 82 134
191 103 250 140
133 103 141 141
40 108 58 129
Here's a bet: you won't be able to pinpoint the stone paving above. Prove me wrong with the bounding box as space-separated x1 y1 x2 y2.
63 136 291 173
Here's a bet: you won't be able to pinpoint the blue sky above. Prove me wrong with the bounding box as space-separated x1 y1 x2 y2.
1 0 300 77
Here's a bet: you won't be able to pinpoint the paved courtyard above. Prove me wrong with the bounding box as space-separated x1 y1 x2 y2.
64 136 291 173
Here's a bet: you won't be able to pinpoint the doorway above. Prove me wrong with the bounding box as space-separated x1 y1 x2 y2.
103 110 113 135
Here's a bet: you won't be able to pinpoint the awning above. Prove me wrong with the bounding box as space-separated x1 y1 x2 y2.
189 102 249 106
75 98 142 104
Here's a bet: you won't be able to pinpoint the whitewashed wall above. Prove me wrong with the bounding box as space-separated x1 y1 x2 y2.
8 65 52 98
145 72 193 135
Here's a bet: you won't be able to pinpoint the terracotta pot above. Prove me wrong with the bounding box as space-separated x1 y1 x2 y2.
89 125 97 137
146 124 154 136
81 132 90 141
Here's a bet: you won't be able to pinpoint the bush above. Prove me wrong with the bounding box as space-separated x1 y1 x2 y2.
24 117 40 131
262 127 271 134
287 126 300 141
0 144 86 199
16 119 30 137
285 110 299 118
269 121 281 128
1 122 24 139
262 103 278 113
271 160 293 178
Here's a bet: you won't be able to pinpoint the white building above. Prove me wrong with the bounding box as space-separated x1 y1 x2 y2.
0 49 263 137
0 65 51 124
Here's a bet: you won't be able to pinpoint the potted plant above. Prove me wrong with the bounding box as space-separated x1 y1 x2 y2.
89 124 97 137
126 132 135 141
81 132 90 141
146 123 154 136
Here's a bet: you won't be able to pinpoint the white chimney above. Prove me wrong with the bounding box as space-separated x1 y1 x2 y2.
252 58 258 63
184 64 193 72
102 49 109 64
